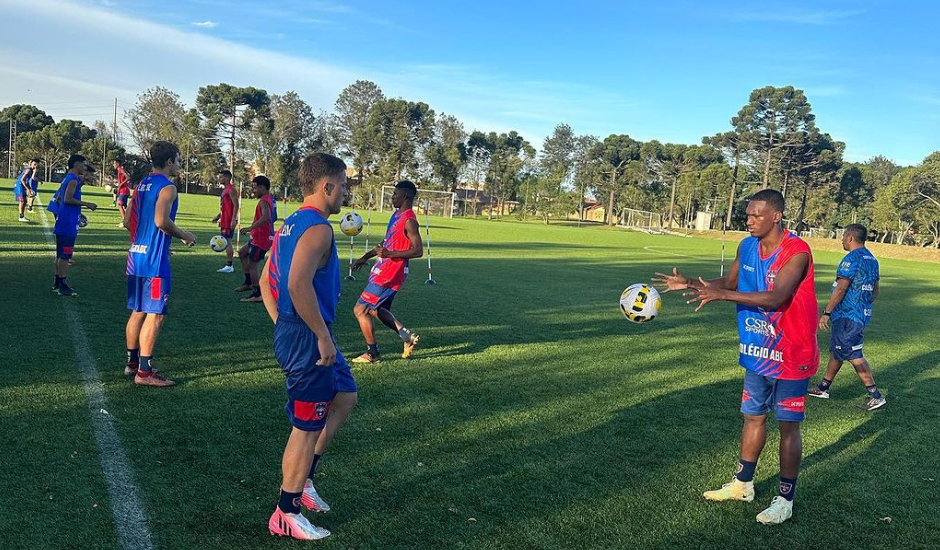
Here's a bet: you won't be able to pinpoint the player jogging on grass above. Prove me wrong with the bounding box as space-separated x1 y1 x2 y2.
808 224 885 411
236 175 275 303
113 160 131 227
123 141 197 387
212 169 239 273
51 155 97 296
653 188 818 525
350 180 423 363
14 158 41 222
259 152 356 541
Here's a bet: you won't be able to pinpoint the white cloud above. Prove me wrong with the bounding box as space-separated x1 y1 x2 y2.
192 20 218 28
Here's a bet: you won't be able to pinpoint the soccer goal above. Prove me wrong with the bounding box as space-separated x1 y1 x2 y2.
618 207 662 233
379 185 456 218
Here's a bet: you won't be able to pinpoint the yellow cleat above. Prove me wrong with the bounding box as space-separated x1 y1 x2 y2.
703 478 755 502
756 496 793 525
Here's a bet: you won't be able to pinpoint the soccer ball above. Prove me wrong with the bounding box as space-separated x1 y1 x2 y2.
209 235 228 252
340 212 364 236
619 283 662 323
78 213 88 228
104 184 114 193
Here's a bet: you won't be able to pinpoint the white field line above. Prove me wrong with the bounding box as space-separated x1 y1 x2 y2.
36 203 155 550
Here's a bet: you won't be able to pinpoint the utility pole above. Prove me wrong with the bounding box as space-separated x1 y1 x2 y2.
7 119 16 179
112 98 118 146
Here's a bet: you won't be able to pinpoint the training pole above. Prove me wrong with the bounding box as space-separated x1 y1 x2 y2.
345 235 356 281
720 221 727 277
364 191 374 252
424 198 436 285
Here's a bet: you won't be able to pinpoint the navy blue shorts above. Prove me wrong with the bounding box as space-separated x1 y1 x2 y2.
127 275 171 315
220 228 235 240
116 194 129 207
740 370 810 423
274 320 357 432
55 234 77 259
247 244 267 263
357 281 397 311
830 318 865 361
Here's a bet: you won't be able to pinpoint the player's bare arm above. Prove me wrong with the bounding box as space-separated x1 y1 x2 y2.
64 180 98 211
259 258 277 323
287 224 336 366
685 252 809 312
377 219 423 259
653 243 741 293
154 186 196 245
819 277 851 330
242 200 270 234
229 188 240 229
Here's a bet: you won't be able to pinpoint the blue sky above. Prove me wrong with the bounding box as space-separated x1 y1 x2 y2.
0 0 937 165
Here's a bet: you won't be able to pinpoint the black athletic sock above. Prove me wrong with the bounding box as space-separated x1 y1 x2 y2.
866 385 883 399
735 459 757 482
139 356 153 373
819 378 833 391
243 273 252 285
127 348 140 364
226 260 233 267
278 490 302 514
779 477 797 501
398 327 413 342
368 343 380 358
251 286 261 297
309 453 322 481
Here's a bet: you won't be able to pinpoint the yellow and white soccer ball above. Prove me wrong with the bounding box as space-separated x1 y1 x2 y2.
340 211 364 236
620 283 662 323
209 235 228 252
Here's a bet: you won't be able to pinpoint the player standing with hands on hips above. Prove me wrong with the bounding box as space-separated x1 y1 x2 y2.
653 189 818 525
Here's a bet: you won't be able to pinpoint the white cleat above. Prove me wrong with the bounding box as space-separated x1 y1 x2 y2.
756 496 793 525
268 507 330 540
703 478 755 502
301 479 331 512
217 265 235 273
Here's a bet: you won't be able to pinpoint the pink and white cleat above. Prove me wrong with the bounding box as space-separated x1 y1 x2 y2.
301 479 331 512
268 507 330 540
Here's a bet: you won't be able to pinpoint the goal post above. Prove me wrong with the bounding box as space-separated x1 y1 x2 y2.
379 185 455 218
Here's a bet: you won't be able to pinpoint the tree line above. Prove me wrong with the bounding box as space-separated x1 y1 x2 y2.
1 82 938 245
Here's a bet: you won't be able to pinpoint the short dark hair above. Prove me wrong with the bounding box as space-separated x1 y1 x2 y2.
30 158 40 164
748 188 785 214
219 169 233 178
395 180 418 201
84 163 95 173
298 153 346 196
150 141 180 169
67 154 87 169
252 175 271 190
844 223 868 243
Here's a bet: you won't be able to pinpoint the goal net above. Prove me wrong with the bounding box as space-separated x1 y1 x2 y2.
379 185 455 218
618 208 662 233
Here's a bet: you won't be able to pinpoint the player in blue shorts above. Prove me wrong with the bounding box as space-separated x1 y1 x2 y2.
51 155 98 296
14 158 41 222
123 141 196 387
809 224 885 411
259 152 353 541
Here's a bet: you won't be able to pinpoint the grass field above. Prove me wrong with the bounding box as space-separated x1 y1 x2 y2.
1 178 939 550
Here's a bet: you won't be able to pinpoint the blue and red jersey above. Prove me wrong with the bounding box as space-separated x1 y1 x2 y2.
831 247 879 327
268 207 340 325
250 194 275 250
369 208 417 291
126 174 178 278
52 173 83 237
736 230 819 380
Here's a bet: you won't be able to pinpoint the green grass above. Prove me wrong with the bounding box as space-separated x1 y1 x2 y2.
1 178 939 550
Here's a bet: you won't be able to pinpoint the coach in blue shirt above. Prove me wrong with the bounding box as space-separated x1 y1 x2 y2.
809 224 885 411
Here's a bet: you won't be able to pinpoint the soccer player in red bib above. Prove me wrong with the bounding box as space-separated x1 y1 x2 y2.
123 141 196 387
236 175 275 303
259 152 352 541
113 160 132 226
653 189 818 525
350 180 424 363
211 169 239 273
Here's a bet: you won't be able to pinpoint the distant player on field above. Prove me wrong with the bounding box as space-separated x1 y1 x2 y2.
113 160 132 226
123 141 196 387
236 175 275 303
809 224 885 410
211 169 239 273
51 155 97 296
350 180 423 363
653 189 818 525
259 152 355 541
14 158 41 222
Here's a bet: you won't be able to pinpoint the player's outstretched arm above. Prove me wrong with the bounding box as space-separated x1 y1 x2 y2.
685 252 809 311
259 258 278 324
154 186 196 245
287 224 336 366
654 243 742 294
